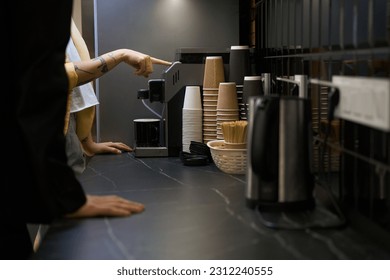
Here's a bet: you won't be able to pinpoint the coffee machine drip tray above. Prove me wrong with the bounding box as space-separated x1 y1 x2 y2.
134 147 168 158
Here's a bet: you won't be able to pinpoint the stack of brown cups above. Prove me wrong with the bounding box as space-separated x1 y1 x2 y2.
216 82 239 140
202 56 225 143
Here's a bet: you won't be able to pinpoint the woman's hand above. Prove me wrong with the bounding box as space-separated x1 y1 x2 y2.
82 138 133 157
65 195 145 218
122 49 172 77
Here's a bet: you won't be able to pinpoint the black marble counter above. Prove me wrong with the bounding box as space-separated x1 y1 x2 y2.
33 153 390 260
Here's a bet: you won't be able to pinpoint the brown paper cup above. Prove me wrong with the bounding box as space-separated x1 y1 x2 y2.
203 56 225 88
217 82 238 110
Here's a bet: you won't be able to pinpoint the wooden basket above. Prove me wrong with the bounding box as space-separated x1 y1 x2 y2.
207 140 247 175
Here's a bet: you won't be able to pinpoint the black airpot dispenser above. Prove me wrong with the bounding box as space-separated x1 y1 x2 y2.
245 75 315 212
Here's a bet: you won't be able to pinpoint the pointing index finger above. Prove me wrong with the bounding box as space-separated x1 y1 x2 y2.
150 57 172 66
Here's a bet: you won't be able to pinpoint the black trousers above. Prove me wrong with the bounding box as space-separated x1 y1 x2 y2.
2 0 86 259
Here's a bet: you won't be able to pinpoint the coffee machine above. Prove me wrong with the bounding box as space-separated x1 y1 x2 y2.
246 75 315 211
134 48 229 157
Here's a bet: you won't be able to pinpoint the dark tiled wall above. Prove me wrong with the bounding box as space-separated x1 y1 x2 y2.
252 0 390 235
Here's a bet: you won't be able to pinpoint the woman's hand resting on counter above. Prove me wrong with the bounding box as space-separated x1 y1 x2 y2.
65 195 145 218
81 134 133 157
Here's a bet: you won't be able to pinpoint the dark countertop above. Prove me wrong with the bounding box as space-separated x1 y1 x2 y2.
33 153 390 260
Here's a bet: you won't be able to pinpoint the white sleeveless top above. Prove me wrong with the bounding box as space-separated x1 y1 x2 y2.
66 38 99 113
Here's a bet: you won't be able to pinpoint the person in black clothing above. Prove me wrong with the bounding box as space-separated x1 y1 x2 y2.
2 0 144 260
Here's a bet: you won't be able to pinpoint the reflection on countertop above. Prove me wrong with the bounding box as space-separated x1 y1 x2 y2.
33 153 390 260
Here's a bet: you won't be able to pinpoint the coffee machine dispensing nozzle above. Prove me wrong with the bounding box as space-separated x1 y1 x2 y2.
137 79 165 102
148 79 165 103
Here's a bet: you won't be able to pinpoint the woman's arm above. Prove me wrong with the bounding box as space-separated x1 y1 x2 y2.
73 49 171 86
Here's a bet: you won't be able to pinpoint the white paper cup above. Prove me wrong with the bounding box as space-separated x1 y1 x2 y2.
183 86 202 109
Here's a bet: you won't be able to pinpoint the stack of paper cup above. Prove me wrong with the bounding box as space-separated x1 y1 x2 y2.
236 84 244 120
228 46 251 86
182 86 203 152
202 56 225 143
241 76 263 120
216 82 239 140
203 88 218 143
228 46 251 122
